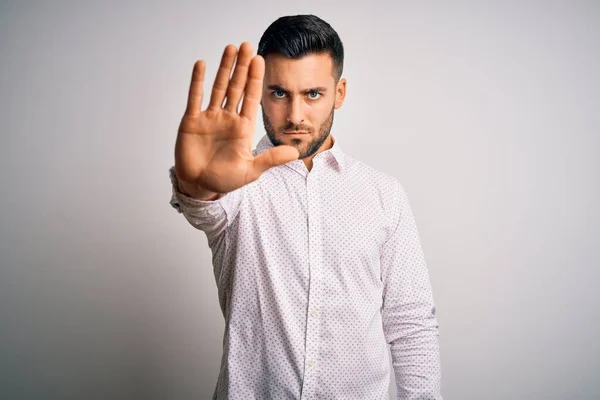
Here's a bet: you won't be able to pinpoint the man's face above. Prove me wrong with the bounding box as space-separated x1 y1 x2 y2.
261 53 346 159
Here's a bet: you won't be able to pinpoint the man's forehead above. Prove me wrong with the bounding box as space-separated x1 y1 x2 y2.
263 53 335 87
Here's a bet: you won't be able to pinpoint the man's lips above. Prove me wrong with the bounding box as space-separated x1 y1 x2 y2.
283 131 308 135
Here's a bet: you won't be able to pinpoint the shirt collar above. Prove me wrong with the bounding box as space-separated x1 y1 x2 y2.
254 133 347 172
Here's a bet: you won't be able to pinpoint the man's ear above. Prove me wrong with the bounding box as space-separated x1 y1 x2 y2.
334 78 347 109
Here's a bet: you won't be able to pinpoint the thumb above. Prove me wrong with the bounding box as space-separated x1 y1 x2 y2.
251 145 300 177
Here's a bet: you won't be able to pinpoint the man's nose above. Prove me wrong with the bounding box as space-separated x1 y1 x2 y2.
287 96 305 126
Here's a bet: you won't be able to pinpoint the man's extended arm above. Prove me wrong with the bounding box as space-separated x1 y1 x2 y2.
380 182 442 399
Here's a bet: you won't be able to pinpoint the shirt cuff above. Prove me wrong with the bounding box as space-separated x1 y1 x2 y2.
169 166 223 214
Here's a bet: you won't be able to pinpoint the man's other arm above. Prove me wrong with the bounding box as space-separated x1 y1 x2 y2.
380 181 443 400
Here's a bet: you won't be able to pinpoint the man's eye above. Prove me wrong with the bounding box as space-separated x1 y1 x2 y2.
273 90 286 98
308 91 321 99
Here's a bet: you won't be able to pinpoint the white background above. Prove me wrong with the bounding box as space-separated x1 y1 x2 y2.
1 1 598 399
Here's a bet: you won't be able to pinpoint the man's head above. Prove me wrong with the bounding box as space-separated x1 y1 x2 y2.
258 15 346 160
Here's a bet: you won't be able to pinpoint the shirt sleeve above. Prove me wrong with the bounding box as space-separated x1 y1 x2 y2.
380 181 443 400
168 166 244 246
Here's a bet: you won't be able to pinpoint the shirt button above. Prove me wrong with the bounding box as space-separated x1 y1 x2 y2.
307 359 315 367
310 310 318 318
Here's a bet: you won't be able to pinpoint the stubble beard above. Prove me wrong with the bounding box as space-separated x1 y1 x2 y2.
262 106 335 159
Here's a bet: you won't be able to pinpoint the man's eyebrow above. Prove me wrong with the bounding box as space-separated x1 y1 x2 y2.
266 84 328 93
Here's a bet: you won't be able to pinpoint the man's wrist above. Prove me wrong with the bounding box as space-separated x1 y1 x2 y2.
177 177 220 201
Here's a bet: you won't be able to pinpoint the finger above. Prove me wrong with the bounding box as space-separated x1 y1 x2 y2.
208 45 237 111
239 55 265 120
185 60 206 116
250 145 299 181
224 41 254 113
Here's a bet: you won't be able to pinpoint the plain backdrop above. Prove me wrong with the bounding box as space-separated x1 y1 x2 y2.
1 1 598 399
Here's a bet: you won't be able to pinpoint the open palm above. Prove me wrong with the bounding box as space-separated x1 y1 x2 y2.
174 42 299 197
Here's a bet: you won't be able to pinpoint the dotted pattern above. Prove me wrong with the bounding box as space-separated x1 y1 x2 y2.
169 134 442 399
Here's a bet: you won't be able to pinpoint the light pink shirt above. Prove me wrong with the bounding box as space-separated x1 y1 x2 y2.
169 134 442 399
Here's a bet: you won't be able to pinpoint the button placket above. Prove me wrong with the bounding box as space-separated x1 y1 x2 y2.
300 172 324 399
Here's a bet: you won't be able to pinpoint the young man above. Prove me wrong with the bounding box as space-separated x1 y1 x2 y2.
169 14 442 400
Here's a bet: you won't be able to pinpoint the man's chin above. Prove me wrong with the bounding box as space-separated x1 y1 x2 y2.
288 143 310 158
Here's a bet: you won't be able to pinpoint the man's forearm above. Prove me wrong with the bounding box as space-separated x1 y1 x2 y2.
390 316 442 399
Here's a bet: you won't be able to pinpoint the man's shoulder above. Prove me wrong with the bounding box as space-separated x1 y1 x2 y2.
345 154 403 192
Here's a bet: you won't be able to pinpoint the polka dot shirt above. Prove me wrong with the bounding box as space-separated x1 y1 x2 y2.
169 134 442 399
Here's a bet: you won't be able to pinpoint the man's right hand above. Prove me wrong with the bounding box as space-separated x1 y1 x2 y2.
174 42 299 199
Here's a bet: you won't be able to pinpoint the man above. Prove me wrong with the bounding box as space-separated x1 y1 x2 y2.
169 14 442 400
